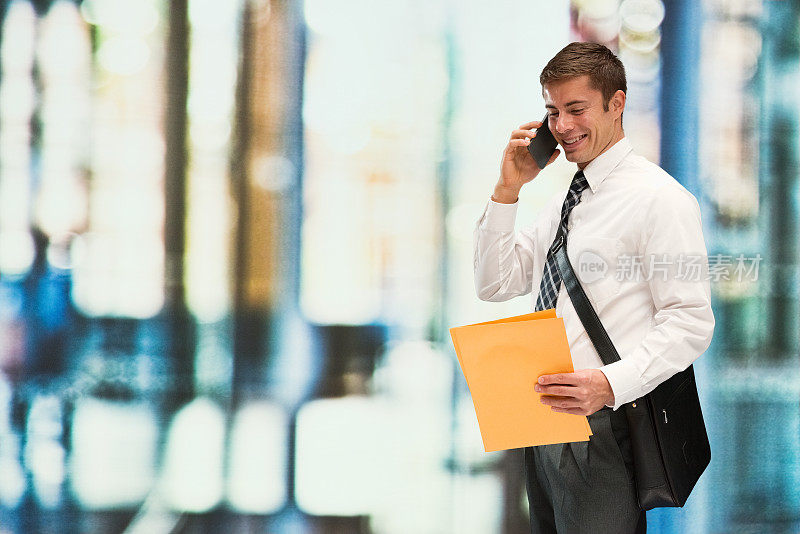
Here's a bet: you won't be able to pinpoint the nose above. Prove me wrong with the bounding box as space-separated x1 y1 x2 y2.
555 113 572 134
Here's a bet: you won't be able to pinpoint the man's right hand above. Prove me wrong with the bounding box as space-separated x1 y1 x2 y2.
492 120 560 204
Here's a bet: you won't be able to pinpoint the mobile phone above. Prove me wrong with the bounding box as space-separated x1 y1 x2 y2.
527 113 558 170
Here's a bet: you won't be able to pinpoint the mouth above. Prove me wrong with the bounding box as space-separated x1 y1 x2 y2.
561 134 587 150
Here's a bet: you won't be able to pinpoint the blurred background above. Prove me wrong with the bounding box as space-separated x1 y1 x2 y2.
0 0 797 532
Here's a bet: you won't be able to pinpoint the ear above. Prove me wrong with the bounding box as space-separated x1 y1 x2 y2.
610 89 626 118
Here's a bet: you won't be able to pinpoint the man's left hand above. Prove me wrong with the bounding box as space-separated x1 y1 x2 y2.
535 369 615 415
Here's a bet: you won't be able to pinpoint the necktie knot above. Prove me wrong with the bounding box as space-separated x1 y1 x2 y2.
570 170 589 194
558 170 588 230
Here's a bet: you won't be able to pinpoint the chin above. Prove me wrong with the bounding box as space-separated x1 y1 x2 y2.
564 149 592 165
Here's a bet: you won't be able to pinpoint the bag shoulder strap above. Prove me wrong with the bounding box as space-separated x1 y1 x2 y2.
551 231 621 366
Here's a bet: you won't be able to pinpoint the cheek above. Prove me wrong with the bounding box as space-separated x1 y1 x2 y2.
586 119 605 140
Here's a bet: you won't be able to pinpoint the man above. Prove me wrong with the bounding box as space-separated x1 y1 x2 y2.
473 42 714 533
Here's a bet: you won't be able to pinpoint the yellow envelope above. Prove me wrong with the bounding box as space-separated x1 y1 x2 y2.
450 309 592 452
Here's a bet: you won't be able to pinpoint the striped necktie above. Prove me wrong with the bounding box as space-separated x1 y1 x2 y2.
535 170 590 311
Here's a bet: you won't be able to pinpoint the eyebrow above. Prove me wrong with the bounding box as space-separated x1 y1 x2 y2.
545 100 589 109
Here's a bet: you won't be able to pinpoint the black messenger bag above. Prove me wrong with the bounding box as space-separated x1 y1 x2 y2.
551 232 711 510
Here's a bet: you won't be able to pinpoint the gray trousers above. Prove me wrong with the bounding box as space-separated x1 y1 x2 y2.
524 407 647 534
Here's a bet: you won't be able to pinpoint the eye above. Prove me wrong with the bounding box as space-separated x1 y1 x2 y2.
571 108 585 115
548 112 558 119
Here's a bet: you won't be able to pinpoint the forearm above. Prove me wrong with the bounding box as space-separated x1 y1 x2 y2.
600 294 714 409
473 200 535 302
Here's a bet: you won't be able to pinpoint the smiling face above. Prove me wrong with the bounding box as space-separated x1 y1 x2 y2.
543 75 625 169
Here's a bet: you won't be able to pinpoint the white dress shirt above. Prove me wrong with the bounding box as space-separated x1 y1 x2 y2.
473 137 714 410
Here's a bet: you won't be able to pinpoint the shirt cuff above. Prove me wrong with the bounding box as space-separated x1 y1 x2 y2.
480 199 519 233
598 359 641 411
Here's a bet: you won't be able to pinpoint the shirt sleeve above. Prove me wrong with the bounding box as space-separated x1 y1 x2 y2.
599 184 715 409
473 198 547 302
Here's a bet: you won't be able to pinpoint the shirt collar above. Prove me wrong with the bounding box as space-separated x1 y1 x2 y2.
581 137 633 193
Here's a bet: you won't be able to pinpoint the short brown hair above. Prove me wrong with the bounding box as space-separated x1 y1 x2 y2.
540 42 626 111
